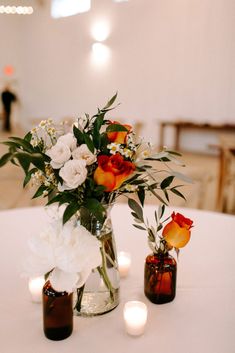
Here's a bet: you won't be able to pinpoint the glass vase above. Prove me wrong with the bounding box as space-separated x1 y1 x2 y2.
43 281 73 341
144 252 177 304
74 204 120 316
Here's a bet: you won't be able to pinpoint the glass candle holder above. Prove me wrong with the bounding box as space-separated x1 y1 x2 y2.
118 251 131 278
123 301 148 336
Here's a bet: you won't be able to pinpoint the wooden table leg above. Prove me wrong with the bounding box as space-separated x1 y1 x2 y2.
216 147 226 211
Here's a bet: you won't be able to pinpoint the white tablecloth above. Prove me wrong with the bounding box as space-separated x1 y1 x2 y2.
0 204 235 353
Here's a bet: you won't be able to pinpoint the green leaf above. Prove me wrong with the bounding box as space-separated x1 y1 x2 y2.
147 185 168 205
23 168 38 187
0 152 12 167
93 114 105 132
63 202 80 224
171 171 193 183
99 133 109 153
83 198 105 223
103 92 118 109
129 179 147 185
137 188 145 206
30 154 46 172
47 193 77 206
125 173 141 184
157 224 163 232
93 114 105 149
170 188 186 200
84 134 94 153
9 137 34 153
106 124 128 133
128 198 144 222
24 131 32 142
133 224 146 231
2 141 21 149
73 125 85 144
154 210 158 224
93 185 106 197
163 189 169 202
166 150 182 156
32 185 47 199
160 176 175 189
158 204 165 219
131 211 139 220
14 152 31 174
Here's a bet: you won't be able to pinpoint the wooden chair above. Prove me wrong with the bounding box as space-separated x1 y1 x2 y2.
216 135 235 213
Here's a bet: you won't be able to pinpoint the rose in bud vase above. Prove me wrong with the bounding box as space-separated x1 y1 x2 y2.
0 93 190 322
129 200 194 304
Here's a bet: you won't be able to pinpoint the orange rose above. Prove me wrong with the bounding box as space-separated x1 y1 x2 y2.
94 153 135 192
162 212 193 248
107 121 132 144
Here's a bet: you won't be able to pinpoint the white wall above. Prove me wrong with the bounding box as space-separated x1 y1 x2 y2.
1 0 235 146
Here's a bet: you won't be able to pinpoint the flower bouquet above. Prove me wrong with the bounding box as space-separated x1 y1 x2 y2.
0 93 188 314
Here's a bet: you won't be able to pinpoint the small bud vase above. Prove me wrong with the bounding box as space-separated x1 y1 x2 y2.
43 281 73 341
144 252 177 304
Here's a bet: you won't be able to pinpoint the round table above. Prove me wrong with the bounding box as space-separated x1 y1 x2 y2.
0 204 235 353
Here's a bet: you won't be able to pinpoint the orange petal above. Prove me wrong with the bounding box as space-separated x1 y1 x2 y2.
94 167 115 192
162 220 191 248
113 173 129 190
107 131 117 142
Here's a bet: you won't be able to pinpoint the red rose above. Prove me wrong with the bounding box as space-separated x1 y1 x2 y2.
107 121 132 144
162 212 193 248
94 153 135 192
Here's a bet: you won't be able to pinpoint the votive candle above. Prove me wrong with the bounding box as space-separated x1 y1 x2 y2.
118 251 131 278
123 301 148 336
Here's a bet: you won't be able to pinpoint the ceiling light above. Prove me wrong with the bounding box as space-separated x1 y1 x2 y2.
91 20 110 42
51 0 91 18
91 42 110 65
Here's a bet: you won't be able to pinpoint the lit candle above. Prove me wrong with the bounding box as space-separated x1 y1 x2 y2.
28 276 45 303
123 301 148 336
118 251 131 278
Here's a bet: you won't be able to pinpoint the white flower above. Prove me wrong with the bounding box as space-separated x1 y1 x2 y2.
57 132 77 151
135 142 159 164
59 159 87 190
124 184 138 192
121 148 133 158
72 144 96 165
107 143 121 155
46 142 71 169
75 114 88 131
25 219 102 293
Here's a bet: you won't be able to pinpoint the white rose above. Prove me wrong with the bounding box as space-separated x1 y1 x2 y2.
72 144 97 166
59 159 87 190
57 132 77 151
46 142 71 169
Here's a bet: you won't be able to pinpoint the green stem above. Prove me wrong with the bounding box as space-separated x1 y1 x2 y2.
75 284 85 312
98 242 115 302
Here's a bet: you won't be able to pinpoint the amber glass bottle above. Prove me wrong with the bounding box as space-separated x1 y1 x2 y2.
144 252 177 304
43 281 73 341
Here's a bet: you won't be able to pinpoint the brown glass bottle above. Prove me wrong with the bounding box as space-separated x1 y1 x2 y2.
43 281 73 340
144 253 177 304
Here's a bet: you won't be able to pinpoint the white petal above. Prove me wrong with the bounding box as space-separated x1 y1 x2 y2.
49 267 79 293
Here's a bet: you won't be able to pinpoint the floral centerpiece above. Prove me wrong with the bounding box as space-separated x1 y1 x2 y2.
0 93 189 314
